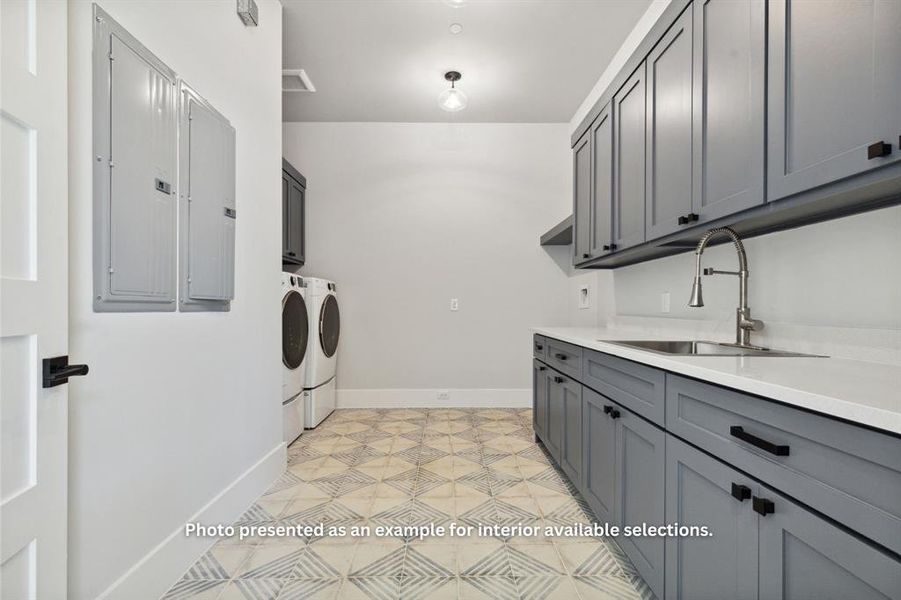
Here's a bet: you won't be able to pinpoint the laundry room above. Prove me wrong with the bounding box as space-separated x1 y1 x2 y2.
2 1 900 599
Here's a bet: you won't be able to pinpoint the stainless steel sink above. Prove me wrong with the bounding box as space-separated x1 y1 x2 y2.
602 340 826 358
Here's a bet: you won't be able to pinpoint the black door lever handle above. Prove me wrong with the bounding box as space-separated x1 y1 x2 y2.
43 356 90 388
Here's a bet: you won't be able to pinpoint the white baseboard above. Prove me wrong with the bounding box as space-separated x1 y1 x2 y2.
336 388 531 409
97 443 286 600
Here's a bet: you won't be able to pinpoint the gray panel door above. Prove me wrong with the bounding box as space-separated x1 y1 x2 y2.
614 407 665 599
560 379 583 486
286 177 305 263
758 487 901 600
573 132 592 264
646 7 693 239
613 64 647 251
665 435 758 600
590 104 614 257
582 388 617 524
546 372 565 460
692 0 765 221
768 0 901 201
533 360 548 442
107 35 176 304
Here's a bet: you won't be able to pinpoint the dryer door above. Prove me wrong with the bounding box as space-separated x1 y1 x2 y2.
282 291 309 369
319 294 340 358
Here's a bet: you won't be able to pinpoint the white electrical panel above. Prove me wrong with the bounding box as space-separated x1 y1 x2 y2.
93 7 177 311
178 83 236 311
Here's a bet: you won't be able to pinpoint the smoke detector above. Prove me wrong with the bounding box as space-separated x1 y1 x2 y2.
282 69 316 93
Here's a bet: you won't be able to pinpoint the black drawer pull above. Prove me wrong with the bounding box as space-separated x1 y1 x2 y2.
730 426 789 456
582 253 590 259
535 344 543 350
678 213 699 225
731 483 751 502
553 376 564 384
603 405 613 414
867 141 892 159
603 244 611 251
609 409 621 419
752 496 774 516
609 243 617 250
554 353 567 361
537 366 546 371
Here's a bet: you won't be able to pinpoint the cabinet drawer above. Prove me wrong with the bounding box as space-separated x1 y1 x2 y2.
533 335 547 360
545 338 582 380
582 349 665 426
667 374 901 556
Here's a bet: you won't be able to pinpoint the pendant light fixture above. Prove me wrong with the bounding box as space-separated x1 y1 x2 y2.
438 71 468 112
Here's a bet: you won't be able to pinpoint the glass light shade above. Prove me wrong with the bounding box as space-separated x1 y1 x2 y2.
438 87 468 112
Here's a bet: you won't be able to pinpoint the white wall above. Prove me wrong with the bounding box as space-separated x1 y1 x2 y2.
607 206 901 362
283 123 578 404
67 2 284 598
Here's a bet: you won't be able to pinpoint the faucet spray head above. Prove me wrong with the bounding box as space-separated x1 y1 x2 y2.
689 276 704 307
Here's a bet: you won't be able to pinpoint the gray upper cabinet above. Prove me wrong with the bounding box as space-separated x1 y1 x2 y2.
573 131 592 263
665 434 758 600
758 486 901 600
615 406 665 599
282 159 306 266
767 0 901 201
613 64 647 251
645 6 694 239
93 12 177 312
590 104 614 257
582 387 617 524
692 0 765 221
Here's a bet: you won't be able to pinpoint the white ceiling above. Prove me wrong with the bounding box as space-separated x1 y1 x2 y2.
282 0 653 123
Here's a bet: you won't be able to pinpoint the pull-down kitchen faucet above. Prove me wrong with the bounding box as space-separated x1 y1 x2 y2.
688 227 764 348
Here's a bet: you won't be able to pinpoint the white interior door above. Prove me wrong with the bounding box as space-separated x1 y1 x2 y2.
1 1 72 598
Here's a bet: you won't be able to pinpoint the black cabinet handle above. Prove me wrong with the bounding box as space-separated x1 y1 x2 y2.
603 244 611 251
678 213 700 225
537 366 546 371
731 483 751 502
752 496 775 516
609 243 617 250
535 344 543 350
867 141 892 159
554 353 567 361
582 253 590 259
603 405 613 414
553 376 564 384
609 409 621 419
730 426 789 456
43 356 90 388
287 251 296 256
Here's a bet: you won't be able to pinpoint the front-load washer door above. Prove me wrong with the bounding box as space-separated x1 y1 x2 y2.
283 291 309 369
319 294 340 358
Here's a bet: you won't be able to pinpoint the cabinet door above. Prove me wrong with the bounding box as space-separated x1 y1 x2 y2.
546 372 565 460
582 388 617 524
532 360 549 442
560 379 583 486
665 435 758 600
692 0 765 222
285 178 305 264
282 174 290 261
768 0 901 201
646 7 693 239
758 487 901 600
614 407 665 599
573 132 592 264
613 64 647 251
590 104 614 256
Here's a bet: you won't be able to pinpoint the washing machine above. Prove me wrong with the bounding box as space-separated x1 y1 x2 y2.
282 272 308 444
303 277 339 427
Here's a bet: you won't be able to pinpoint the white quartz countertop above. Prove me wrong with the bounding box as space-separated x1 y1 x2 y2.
532 327 901 436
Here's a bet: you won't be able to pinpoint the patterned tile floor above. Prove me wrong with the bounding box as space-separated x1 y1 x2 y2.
163 408 654 600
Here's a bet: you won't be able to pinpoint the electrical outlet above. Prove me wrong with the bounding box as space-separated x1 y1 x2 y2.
661 291 671 314
450 298 459 311
578 285 591 309
437 390 450 401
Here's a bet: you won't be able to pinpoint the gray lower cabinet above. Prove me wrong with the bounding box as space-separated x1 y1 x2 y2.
559 378 583 487
545 372 565 460
613 63 647 251
691 0 765 222
573 131 592 264
582 387 617 524
665 434 759 600
767 0 901 201
615 404 665 599
758 486 901 600
532 360 549 442
645 5 694 239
